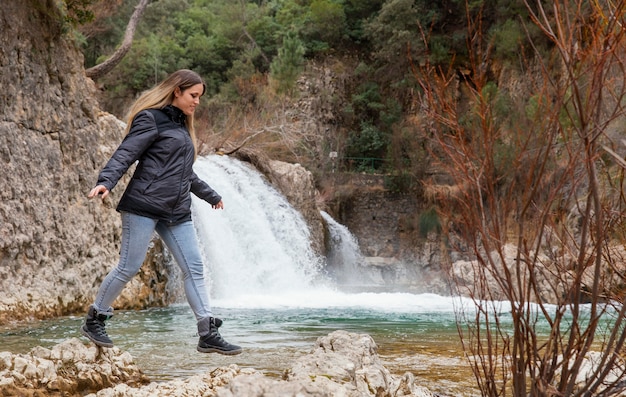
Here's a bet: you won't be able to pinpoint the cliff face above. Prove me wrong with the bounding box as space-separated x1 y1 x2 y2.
0 1 172 324
324 173 450 295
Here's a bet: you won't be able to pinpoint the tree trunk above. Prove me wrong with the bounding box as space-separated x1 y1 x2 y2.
85 0 150 80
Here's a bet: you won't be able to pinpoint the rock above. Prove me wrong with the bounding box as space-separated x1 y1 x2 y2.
450 243 626 304
88 365 258 397
451 243 542 301
0 338 147 396
219 330 435 397
0 331 436 396
266 159 325 256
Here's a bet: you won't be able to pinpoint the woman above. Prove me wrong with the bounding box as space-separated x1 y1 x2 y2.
82 69 241 355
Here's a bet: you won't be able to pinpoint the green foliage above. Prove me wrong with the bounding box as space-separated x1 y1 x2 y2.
476 81 516 131
341 75 407 171
304 0 346 48
221 54 261 103
525 94 545 120
364 0 421 70
342 0 383 42
427 36 452 65
245 15 283 71
82 0 550 180
418 207 441 237
90 0 287 112
270 31 305 94
481 81 498 102
351 81 384 117
274 0 308 30
380 98 402 129
64 0 96 26
81 1 135 67
490 19 523 62
346 121 388 167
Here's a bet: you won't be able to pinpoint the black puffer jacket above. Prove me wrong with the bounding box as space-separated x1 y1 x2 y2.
96 105 221 224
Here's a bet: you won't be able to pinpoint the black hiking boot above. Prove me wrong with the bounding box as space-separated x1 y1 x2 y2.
81 305 114 348
197 317 242 355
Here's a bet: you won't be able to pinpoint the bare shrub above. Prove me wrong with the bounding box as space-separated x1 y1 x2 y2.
415 1 626 395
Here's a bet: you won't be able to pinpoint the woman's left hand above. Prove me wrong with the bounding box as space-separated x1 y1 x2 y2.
212 200 224 210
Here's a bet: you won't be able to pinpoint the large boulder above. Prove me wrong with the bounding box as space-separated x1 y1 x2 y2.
215 330 435 397
265 159 325 255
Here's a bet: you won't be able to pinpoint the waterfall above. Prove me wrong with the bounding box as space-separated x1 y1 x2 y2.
192 155 328 301
191 155 447 312
320 211 374 286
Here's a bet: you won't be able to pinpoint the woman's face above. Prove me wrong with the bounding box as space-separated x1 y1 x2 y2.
172 83 204 116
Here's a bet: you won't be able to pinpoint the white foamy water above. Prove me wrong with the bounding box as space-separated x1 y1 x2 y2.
191 155 460 313
192 155 325 299
213 291 461 312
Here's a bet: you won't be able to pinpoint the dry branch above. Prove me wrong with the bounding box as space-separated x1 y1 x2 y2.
85 0 150 80
416 0 626 395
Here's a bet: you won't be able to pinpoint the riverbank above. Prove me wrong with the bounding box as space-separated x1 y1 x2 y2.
0 329 448 397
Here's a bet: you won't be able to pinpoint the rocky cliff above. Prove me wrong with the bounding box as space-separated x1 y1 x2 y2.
324 173 450 295
0 1 174 324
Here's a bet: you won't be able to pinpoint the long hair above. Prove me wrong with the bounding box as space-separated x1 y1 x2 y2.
125 69 206 155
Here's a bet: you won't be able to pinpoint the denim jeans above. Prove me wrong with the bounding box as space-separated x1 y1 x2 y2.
93 212 212 321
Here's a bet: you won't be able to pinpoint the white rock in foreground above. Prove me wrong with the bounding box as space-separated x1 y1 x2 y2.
0 331 435 397
217 329 435 397
0 338 146 395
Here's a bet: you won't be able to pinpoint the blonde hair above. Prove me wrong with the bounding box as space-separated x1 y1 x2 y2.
125 69 206 154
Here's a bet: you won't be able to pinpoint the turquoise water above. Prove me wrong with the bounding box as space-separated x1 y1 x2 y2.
2 292 614 397
0 294 480 396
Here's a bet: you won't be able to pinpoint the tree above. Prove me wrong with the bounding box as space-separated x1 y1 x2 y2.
303 0 346 51
85 0 150 80
416 0 626 395
270 31 305 95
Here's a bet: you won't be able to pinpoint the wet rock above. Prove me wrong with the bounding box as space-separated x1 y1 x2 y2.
218 330 435 397
266 159 325 256
0 338 147 396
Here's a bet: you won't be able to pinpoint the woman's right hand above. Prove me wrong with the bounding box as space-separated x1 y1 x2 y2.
88 185 109 199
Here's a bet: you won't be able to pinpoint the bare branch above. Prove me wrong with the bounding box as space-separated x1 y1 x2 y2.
85 0 150 80
417 0 626 395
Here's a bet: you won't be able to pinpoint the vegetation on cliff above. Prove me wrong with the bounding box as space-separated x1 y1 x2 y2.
67 0 546 183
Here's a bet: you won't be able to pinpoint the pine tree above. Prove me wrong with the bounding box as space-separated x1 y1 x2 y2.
270 31 305 95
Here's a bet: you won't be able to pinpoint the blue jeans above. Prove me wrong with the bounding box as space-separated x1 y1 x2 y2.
93 212 212 321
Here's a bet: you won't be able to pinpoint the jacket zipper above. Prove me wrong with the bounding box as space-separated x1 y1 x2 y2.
169 131 191 223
